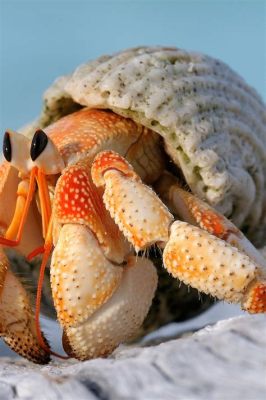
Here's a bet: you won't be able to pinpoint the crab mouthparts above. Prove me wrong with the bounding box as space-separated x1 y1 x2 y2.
0 167 52 254
0 167 68 358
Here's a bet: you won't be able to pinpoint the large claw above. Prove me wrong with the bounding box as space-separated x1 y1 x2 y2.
63 256 157 360
50 163 157 360
92 151 266 314
0 248 50 363
51 224 157 360
51 224 123 328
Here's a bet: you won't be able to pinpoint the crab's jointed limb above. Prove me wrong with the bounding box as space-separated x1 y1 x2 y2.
49 162 157 359
0 247 50 363
92 150 266 314
154 171 266 268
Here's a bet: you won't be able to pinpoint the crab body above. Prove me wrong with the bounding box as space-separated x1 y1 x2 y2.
0 47 266 363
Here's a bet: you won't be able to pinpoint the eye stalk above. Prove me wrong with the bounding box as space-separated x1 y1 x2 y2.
30 129 65 175
30 130 48 161
3 131 12 162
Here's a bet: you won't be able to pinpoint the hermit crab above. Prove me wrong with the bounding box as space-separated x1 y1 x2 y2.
0 47 266 364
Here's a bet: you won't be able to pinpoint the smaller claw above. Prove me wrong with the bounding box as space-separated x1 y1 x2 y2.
0 249 50 364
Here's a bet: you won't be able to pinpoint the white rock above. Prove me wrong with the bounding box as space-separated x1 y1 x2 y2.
0 314 265 399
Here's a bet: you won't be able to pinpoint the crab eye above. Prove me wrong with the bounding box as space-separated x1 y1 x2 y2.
30 129 65 175
30 129 48 161
3 131 12 162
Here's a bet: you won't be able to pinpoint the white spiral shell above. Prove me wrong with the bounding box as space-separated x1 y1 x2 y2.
29 47 266 244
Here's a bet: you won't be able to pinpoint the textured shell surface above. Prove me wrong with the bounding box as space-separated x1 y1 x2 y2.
25 46 266 245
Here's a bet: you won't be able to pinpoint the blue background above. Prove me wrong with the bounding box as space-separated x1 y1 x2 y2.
0 0 265 134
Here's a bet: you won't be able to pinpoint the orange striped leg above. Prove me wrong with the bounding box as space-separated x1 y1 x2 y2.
155 172 266 267
156 172 266 312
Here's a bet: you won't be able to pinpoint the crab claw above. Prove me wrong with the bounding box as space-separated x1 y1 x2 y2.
51 224 123 328
48 162 157 360
51 224 157 360
62 255 157 360
0 248 50 363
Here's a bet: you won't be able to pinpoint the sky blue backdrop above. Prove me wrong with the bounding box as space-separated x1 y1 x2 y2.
0 0 265 134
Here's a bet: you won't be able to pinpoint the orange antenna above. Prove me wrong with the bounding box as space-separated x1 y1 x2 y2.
36 169 52 237
27 169 52 260
27 245 45 261
34 218 70 360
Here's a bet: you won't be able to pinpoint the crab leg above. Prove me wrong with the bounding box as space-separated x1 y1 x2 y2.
0 247 50 363
155 172 266 312
92 150 266 313
154 172 266 268
48 163 157 359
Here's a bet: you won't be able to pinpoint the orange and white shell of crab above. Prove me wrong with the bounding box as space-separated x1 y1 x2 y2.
0 47 266 364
